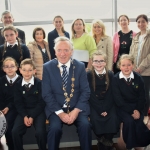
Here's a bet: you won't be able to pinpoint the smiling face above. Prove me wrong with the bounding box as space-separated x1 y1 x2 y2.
136 17 148 32
93 23 103 36
119 59 134 77
1 13 14 26
35 30 44 42
3 29 18 44
53 17 64 30
73 19 85 33
118 16 129 29
92 55 106 74
3 60 17 78
19 64 36 82
55 41 73 64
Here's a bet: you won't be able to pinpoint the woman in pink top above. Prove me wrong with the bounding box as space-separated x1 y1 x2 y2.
113 15 136 74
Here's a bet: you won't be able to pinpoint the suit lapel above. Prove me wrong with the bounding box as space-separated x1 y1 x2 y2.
52 59 63 88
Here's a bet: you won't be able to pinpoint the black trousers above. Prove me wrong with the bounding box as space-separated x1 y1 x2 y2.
12 112 46 150
142 76 150 115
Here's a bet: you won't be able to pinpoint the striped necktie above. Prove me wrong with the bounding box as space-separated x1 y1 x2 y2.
61 65 68 88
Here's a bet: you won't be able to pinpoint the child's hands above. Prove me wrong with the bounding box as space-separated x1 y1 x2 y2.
28 117 33 125
24 116 31 127
2 107 9 115
132 110 140 119
101 112 107 117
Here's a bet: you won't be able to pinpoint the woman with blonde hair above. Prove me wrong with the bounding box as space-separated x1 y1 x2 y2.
92 19 113 70
71 18 97 69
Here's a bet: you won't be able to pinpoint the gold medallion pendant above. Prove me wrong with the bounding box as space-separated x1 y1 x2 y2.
58 59 75 113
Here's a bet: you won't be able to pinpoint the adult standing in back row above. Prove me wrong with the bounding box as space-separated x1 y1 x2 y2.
0 10 26 45
48 15 70 59
113 15 136 74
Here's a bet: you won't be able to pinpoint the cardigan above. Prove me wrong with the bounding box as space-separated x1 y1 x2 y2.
0 75 22 110
27 40 51 80
0 27 26 45
48 29 70 59
113 30 136 63
129 29 150 76
0 44 30 77
14 77 45 119
71 33 97 58
96 36 113 70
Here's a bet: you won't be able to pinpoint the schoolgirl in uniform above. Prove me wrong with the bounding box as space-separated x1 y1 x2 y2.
112 54 150 150
87 51 119 150
0 57 21 150
0 25 30 77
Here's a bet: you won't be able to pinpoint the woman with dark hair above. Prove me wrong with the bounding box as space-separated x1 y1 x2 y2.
113 15 136 74
130 14 150 119
48 16 70 59
27 27 51 80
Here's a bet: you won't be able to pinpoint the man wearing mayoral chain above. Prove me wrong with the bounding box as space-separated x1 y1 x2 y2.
42 36 91 150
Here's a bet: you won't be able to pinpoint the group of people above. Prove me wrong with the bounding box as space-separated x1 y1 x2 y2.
0 9 150 150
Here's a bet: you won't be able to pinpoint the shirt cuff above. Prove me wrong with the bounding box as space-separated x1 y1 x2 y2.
55 109 64 115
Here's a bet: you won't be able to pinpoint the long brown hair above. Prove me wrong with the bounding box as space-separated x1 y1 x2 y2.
91 51 110 92
1 25 23 62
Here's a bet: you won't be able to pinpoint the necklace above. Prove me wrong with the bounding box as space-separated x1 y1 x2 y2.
57 59 75 113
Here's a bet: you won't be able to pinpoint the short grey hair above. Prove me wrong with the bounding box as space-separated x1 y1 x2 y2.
54 36 73 50
1 10 13 18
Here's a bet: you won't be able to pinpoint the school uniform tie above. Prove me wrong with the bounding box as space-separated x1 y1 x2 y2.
10 80 13 85
25 83 31 89
127 78 131 83
98 74 104 78
8 45 13 48
61 65 68 88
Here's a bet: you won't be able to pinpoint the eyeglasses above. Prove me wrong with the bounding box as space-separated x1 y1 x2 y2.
93 60 105 64
3 66 16 69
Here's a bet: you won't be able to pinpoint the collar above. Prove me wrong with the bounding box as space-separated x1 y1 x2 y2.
22 76 34 86
6 74 18 83
94 68 106 75
7 41 18 47
119 71 134 81
58 59 71 69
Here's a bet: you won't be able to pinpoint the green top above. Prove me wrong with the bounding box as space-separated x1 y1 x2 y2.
71 33 97 58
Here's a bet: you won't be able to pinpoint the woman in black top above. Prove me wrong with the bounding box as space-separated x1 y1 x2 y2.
0 25 30 77
113 15 136 74
48 15 70 59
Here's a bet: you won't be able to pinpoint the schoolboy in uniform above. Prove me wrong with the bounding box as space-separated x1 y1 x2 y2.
12 58 46 150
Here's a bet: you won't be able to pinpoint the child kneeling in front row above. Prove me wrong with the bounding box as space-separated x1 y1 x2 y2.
112 54 150 150
12 58 46 150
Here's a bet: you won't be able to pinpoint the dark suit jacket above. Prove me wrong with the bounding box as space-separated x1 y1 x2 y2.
0 27 26 45
47 29 70 59
42 59 90 118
